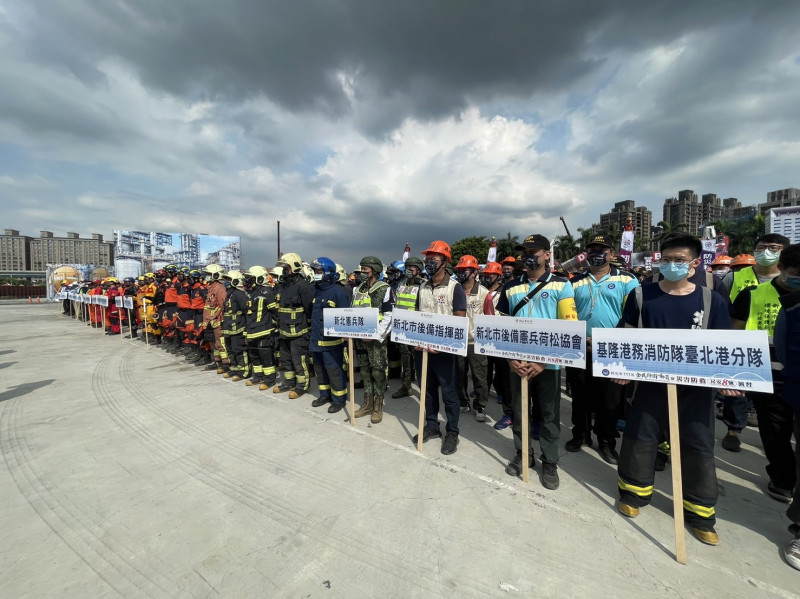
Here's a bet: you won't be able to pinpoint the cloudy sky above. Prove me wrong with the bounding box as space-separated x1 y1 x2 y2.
1 1 799 269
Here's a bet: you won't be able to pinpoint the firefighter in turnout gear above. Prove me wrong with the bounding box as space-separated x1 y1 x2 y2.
352 256 393 423
273 253 314 399
221 270 251 381
309 257 351 413
244 266 279 390
391 256 423 398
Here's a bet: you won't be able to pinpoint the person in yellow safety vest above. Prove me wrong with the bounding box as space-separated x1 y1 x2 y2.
391 256 424 398
412 240 468 455
201 264 228 372
730 239 796 502
352 256 393 423
454 254 491 422
722 234 787 301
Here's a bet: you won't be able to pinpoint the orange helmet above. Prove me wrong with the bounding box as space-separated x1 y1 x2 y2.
711 255 733 266
421 240 452 261
455 255 479 270
500 256 516 265
731 254 756 267
481 261 502 276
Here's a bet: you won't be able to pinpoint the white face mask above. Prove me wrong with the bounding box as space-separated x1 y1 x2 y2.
313 274 323 282
754 249 780 267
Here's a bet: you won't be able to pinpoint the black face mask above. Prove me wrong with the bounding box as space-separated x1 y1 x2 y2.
480 275 496 287
424 260 443 276
358 272 370 283
455 271 472 283
587 252 608 267
521 255 540 271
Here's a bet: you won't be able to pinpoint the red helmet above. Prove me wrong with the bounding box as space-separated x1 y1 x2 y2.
455 255 479 270
421 240 452 261
481 262 502 276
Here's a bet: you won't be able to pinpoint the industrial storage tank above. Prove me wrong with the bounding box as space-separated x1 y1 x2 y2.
114 259 142 281
91 266 110 281
52 266 80 291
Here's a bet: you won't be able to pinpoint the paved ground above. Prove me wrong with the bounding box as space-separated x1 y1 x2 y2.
0 303 798 598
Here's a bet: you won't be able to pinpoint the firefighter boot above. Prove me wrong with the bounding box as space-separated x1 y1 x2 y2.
354 395 374 418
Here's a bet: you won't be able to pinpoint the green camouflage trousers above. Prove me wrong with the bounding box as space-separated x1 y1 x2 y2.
399 343 416 386
357 339 387 397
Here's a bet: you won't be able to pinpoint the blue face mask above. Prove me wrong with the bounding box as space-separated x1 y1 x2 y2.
784 275 800 289
660 262 691 282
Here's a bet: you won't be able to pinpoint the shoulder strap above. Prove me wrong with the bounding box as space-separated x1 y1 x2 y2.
634 286 643 328
512 278 550 317
705 271 713 289
701 286 712 329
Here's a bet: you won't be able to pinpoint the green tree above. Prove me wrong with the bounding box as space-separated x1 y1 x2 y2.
552 233 580 261
450 235 490 266
495 232 520 261
652 220 688 246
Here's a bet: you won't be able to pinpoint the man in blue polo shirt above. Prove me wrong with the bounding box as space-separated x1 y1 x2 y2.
566 235 639 464
495 234 578 490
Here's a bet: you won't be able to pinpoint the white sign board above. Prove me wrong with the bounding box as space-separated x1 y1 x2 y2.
473 315 587 368
391 311 469 356
323 308 380 340
123 296 134 310
592 328 773 393
115 296 124 307
93 295 109 307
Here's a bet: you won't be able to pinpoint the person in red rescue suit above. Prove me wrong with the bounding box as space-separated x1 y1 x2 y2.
104 278 122 335
200 264 228 373
183 270 210 364
160 264 181 350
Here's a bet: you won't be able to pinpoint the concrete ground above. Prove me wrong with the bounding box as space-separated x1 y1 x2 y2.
0 302 798 599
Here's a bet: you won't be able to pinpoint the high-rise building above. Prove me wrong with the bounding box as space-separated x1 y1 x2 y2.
598 200 653 248
0 229 33 272
29 231 115 270
769 206 800 245
663 190 702 234
760 188 800 217
701 194 724 223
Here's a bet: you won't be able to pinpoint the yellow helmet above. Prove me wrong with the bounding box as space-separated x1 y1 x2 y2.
204 263 225 280
106 277 119 284
223 270 245 288
278 252 303 273
144 272 155 279
335 263 347 285
247 265 269 286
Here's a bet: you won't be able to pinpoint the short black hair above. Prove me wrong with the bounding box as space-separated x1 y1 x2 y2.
757 233 791 248
660 232 702 259
779 244 800 270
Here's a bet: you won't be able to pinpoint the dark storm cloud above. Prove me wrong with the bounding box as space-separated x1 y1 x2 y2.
11 0 796 139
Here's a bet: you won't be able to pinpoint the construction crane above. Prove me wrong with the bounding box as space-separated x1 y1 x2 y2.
559 216 572 237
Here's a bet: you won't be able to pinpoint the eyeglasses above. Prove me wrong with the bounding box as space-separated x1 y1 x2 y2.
755 244 783 252
658 258 691 266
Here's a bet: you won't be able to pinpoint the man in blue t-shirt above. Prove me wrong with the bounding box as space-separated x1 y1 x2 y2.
613 233 740 547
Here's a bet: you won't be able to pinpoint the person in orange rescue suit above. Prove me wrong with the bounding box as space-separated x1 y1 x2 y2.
104 277 122 335
243 266 279 390
141 272 162 342
199 264 228 372
160 264 180 351
183 270 209 364
221 270 251 381
120 277 138 338
173 266 194 355
273 253 315 400
88 279 103 328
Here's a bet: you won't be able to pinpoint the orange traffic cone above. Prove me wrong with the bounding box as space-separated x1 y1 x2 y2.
27 297 32 303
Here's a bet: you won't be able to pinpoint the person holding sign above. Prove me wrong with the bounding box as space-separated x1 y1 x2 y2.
413 240 467 455
566 235 639 464
309 257 351 413
352 256 393 423
495 234 577 489
615 232 738 546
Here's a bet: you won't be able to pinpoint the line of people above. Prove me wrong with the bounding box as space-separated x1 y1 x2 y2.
59 232 800 568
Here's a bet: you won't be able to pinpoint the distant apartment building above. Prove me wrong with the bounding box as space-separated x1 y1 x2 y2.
769 205 800 245
760 187 800 218
597 200 654 248
0 229 33 271
663 190 703 234
29 231 114 270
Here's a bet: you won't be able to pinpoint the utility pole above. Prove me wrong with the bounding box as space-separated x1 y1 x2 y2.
277 221 281 261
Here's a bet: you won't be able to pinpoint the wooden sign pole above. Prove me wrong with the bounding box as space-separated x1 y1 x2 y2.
348 338 355 426
143 299 150 349
416 350 429 452
101 300 106 332
667 383 687 564
520 376 530 483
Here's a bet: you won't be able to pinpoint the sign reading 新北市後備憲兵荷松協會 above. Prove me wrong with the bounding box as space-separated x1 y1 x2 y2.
591 328 773 393
472 314 586 368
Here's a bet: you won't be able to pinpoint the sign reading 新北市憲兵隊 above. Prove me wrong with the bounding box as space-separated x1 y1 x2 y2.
323 308 380 340
591 328 773 393
472 315 587 368
391 311 469 356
